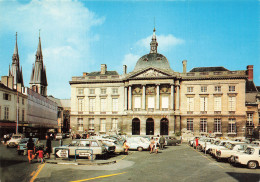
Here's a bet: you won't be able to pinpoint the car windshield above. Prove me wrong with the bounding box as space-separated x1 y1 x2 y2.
79 141 90 147
244 148 254 155
20 139 29 143
214 141 220 145
219 142 226 146
12 136 21 139
70 141 79 146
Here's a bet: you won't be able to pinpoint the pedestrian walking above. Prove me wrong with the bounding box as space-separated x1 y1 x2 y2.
37 147 45 163
123 140 129 155
27 137 35 164
150 137 155 154
159 135 165 150
154 138 159 154
45 135 52 159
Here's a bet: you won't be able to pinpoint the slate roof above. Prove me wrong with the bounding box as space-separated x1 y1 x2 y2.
189 67 229 72
0 82 15 92
133 53 171 72
87 71 119 76
246 81 257 92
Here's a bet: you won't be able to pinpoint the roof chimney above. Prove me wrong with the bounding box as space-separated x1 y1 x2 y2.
123 65 127 75
247 65 253 81
101 64 107 75
182 60 187 73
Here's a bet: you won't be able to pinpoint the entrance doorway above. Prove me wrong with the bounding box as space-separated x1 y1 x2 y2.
132 118 140 135
160 118 169 135
146 118 154 135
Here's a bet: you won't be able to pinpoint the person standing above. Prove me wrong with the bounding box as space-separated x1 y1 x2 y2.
195 137 199 150
154 138 159 154
27 137 35 164
159 135 165 150
45 135 52 159
150 137 155 154
37 147 45 164
123 140 129 155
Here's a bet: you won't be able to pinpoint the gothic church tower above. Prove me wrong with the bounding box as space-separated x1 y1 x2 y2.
30 34 48 96
9 32 24 88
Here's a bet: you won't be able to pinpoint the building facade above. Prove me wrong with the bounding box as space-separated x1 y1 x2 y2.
0 33 58 138
70 29 260 138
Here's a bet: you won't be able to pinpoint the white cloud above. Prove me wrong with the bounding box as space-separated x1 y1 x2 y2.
121 53 140 72
136 34 184 52
0 0 105 98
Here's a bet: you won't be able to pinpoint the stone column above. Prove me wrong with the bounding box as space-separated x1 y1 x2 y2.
176 81 180 111
124 87 128 110
128 85 132 110
156 84 160 110
170 84 174 110
142 85 146 110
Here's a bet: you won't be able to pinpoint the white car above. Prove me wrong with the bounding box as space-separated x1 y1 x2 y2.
6 134 25 148
126 137 150 151
233 146 260 169
210 140 231 156
215 142 248 160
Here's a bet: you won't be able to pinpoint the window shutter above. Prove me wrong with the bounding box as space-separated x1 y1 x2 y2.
205 97 208 111
134 97 141 108
148 96 155 108
162 96 169 109
200 98 204 111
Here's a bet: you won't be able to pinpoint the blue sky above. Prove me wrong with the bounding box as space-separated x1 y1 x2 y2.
0 0 259 99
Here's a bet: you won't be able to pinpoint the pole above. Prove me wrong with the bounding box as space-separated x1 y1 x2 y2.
16 90 18 134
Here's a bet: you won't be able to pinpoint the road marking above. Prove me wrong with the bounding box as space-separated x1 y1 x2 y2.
189 146 225 169
30 163 45 182
70 172 127 182
116 155 128 162
30 171 35 176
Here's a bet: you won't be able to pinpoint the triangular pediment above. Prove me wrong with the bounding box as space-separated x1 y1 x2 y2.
128 67 173 79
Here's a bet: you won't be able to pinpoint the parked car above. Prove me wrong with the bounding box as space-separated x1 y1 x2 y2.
6 134 25 148
165 136 181 146
53 139 106 160
55 133 65 140
215 142 248 161
210 140 231 156
126 137 150 151
233 146 260 169
17 138 44 155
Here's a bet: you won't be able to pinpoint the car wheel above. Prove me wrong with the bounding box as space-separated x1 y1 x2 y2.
88 154 96 160
137 147 143 151
247 161 258 169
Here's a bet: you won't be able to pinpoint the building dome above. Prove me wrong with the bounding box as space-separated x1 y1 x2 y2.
133 53 171 72
133 28 172 72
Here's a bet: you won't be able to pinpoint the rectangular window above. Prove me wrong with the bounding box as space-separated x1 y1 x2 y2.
100 99 107 112
112 118 118 130
162 96 169 109
78 88 84 95
200 118 207 133
3 93 11 101
214 118 221 133
77 118 83 131
201 86 207 92
101 88 106 95
187 118 193 131
112 98 118 111
78 98 84 112
22 109 25 122
89 118 94 131
100 118 106 132
187 97 194 111
22 98 24 105
214 97 222 111
112 88 118 94
229 86 235 92
215 86 221 92
187 87 193 93
148 96 155 109
4 107 9 120
200 97 208 112
134 96 141 109
247 113 253 126
228 96 236 111
228 118 236 133
89 98 95 112
89 89 95 94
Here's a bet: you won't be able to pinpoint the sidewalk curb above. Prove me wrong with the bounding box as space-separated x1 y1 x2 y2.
45 160 117 166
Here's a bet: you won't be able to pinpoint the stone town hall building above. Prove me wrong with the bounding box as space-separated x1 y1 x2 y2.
70 29 260 138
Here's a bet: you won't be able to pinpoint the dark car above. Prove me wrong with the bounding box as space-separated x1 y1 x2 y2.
165 136 181 146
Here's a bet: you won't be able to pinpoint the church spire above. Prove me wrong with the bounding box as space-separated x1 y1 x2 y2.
36 30 43 61
150 27 158 53
12 32 19 64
